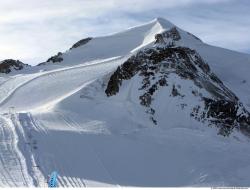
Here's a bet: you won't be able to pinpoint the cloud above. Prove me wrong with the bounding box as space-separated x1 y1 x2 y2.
0 0 233 23
0 0 249 64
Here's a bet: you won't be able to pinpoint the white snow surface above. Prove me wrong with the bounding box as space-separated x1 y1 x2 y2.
0 17 250 187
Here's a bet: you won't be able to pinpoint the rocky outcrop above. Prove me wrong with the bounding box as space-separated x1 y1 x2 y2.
106 46 236 100
39 37 92 66
155 27 181 46
70 37 92 50
46 52 63 63
191 98 250 136
105 27 250 136
0 59 29 74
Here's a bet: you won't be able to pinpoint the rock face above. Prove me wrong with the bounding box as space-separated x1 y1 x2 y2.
41 37 92 65
203 99 250 135
155 27 181 45
70 37 92 50
0 59 29 74
46 52 63 63
105 27 250 136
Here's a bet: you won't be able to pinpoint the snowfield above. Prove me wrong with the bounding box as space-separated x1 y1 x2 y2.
0 18 250 187
0 56 128 112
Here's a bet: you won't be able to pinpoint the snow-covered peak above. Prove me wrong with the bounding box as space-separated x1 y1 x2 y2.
110 17 173 37
1 17 250 187
42 17 202 66
152 17 175 29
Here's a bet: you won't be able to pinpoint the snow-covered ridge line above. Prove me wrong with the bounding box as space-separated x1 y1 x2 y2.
0 56 124 110
105 24 250 136
40 18 176 66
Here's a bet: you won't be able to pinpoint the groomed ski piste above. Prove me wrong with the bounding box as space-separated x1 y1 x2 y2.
1 18 250 187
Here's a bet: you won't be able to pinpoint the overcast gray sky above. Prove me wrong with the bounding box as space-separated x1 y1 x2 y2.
0 0 249 64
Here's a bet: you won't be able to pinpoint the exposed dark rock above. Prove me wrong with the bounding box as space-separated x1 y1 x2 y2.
105 66 123 96
171 85 181 97
150 116 157 125
155 27 181 45
39 37 92 66
0 59 29 74
105 29 250 134
105 46 224 125
70 37 92 50
204 98 238 121
139 93 152 107
159 78 167 86
189 98 250 136
46 52 63 63
180 103 187 109
105 46 228 99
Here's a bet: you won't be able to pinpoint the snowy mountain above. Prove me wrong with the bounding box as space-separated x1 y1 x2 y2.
105 27 250 136
0 17 250 187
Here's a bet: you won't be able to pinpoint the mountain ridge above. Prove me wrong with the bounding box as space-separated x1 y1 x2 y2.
104 24 250 136
0 17 250 187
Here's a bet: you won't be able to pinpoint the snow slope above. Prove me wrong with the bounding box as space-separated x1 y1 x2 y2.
52 18 169 65
195 44 250 111
0 114 33 186
0 57 128 112
0 17 250 187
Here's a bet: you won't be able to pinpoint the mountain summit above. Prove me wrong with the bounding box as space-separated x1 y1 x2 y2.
40 17 202 66
104 19 250 136
0 18 250 187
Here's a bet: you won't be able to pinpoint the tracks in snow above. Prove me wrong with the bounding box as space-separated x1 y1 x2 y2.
0 111 114 187
0 56 126 112
19 112 119 187
0 55 127 186
15 113 89 187
0 114 33 187
57 176 86 187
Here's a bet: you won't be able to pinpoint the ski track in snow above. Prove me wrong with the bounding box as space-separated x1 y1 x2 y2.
0 112 91 187
0 114 33 187
0 56 126 112
0 18 250 187
12 112 118 187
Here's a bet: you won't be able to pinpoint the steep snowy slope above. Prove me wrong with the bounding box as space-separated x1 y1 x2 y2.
43 18 169 65
195 45 250 112
0 57 128 112
40 18 250 112
105 32 250 135
0 18 250 187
